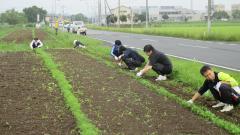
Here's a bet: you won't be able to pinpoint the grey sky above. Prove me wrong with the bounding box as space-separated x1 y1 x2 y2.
0 0 239 17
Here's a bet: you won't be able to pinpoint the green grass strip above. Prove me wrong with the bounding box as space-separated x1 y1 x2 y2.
78 49 240 135
36 49 99 135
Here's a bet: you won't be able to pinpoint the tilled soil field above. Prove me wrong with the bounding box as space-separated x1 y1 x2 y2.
0 52 78 135
50 49 229 135
1 29 33 44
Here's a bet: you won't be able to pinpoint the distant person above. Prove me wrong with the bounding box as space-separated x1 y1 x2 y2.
67 24 71 33
30 38 43 53
73 40 86 48
118 46 145 71
187 65 240 112
136 44 172 81
111 40 122 61
55 21 59 35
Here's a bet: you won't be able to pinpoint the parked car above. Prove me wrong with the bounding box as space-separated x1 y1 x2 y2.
70 21 87 35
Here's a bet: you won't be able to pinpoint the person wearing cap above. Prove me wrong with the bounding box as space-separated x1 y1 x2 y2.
73 40 86 48
136 44 172 81
187 65 240 112
30 38 43 50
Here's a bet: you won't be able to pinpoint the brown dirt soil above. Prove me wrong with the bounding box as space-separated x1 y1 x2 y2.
1 29 33 44
141 75 240 125
50 49 229 135
35 29 48 41
0 52 79 135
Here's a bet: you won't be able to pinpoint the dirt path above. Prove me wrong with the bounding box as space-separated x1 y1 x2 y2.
0 52 78 135
50 49 229 135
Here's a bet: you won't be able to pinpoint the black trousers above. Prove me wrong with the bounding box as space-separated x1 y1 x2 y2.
210 84 240 106
32 43 40 49
122 58 143 70
55 28 58 35
152 63 172 75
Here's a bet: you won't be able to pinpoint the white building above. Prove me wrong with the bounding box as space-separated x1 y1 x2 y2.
232 4 240 11
136 6 202 22
110 5 133 24
158 6 202 22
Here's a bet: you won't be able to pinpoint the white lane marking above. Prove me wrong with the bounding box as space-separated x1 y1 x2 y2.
178 43 209 49
228 43 238 46
141 39 157 42
90 37 240 72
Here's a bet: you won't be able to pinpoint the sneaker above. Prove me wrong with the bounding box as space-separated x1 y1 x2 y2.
118 63 122 67
233 86 240 95
212 102 225 108
155 75 167 81
130 68 138 72
220 104 234 112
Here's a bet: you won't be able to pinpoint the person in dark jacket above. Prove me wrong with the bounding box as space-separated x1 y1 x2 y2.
118 46 145 71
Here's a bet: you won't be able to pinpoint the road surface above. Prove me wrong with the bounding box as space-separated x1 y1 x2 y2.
87 29 240 72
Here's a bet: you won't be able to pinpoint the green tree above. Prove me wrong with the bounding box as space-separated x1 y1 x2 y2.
162 14 169 20
213 11 229 20
23 6 47 23
71 13 88 22
120 15 127 22
0 9 27 25
232 10 240 19
133 12 146 22
106 15 117 25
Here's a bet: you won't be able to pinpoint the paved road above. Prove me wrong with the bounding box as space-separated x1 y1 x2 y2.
87 29 240 72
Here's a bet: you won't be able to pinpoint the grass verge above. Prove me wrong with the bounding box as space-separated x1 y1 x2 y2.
88 24 240 42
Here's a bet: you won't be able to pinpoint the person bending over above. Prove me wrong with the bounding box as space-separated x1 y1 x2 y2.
188 65 240 112
136 44 172 81
118 46 145 71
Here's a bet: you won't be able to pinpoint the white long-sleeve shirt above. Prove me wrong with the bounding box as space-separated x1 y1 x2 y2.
30 40 43 49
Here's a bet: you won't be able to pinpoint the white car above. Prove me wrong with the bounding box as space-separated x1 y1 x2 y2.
70 21 87 35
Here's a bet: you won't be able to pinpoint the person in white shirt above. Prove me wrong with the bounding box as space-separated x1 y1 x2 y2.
30 38 43 50
73 40 86 48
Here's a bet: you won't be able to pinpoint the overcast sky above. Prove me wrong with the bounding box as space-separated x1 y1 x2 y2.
0 0 239 17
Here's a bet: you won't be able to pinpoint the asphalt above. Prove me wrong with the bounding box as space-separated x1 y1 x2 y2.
87 29 240 72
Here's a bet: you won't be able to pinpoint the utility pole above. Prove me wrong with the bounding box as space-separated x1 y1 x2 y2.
190 0 193 11
104 0 107 25
130 0 133 31
118 0 120 28
145 0 149 28
131 7 133 31
98 0 102 25
207 0 212 33
62 5 65 19
54 0 57 17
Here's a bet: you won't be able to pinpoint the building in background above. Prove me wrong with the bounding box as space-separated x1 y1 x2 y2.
139 6 203 22
232 4 240 11
213 4 225 12
111 5 133 24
